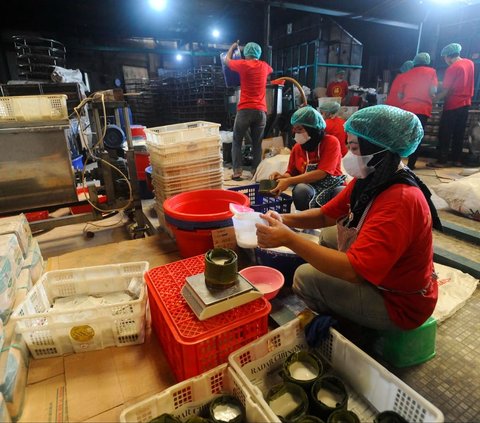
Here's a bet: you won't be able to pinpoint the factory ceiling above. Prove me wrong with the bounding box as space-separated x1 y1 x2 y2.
2 0 480 46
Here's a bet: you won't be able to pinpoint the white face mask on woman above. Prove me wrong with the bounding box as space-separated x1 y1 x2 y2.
342 150 385 179
294 132 310 145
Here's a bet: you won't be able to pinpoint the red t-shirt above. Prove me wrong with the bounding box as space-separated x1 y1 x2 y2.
443 58 474 111
322 181 438 330
325 117 348 157
228 59 273 111
286 134 343 177
385 73 406 108
326 80 349 99
398 67 438 117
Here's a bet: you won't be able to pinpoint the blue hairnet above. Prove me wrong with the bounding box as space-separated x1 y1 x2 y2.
344 105 424 157
319 101 341 115
413 52 431 66
400 60 414 73
441 43 462 57
244 42 262 59
291 106 326 130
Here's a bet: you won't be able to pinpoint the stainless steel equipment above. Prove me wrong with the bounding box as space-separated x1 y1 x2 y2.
234 84 283 116
0 122 77 213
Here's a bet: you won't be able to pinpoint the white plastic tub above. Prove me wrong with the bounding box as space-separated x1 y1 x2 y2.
120 364 271 422
229 318 444 422
11 262 149 358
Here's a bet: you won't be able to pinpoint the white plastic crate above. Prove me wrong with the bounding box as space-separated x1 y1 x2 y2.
11 262 149 359
0 95 68 122
150 155 223 179
120 364 271 422
145 121 220 146
152 170 224 190
147 138 221 166
229 318 444 423
152 177 224 198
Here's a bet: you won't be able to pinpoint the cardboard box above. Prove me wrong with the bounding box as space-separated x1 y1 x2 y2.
19 375 67 423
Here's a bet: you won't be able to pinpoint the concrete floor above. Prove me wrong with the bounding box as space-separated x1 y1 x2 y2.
33 155 479 422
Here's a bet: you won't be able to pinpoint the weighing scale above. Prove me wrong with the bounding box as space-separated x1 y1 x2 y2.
181 272 263 320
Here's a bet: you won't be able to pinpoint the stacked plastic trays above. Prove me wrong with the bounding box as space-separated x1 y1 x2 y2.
144 121 223 234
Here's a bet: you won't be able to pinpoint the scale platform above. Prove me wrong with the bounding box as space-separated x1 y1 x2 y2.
181 272 263 320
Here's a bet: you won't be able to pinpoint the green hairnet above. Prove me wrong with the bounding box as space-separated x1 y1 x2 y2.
244 42 262 59
319 101 341 115
336 69 346 76
291 106 326 130
413 52 431 66
441 43 462 57
400 60 414 73
344 105 424 157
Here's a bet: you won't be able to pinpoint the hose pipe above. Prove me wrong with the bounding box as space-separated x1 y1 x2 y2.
272 76 307 107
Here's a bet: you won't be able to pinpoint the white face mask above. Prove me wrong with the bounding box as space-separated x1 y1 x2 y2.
342 150 385 179
294 132 310 145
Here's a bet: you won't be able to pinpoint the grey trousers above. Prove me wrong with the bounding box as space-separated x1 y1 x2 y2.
232 109 267 174
292 226 398 330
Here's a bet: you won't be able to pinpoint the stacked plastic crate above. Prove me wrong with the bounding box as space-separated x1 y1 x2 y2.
145 121 223 233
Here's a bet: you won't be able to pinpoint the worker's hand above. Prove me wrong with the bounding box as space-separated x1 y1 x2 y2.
271 178 290 196
231 40 239 49
262 210 283 223
256 214 293 248
269 171 283 180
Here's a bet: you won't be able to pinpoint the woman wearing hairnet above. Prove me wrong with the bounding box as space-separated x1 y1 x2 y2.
257 105 441 331
319 101 348 157
269 106 345 210
396 52 438 170
385 60 414 108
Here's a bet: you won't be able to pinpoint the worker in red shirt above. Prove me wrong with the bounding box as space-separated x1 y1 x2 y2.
268 106 345 210
319 101 348 157
385 60 414 108
257 105 441 331
427 43 474 167
226 41 273 180
326 69 349 101
397 53 438 169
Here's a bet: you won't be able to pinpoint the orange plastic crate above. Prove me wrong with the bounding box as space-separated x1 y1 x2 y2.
146 255 271 381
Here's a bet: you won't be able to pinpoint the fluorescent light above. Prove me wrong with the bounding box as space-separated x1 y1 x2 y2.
149 0 167 11
212 29 220 38
176 54 182 61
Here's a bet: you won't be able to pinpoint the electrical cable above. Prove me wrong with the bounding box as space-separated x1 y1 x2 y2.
73 93 134 214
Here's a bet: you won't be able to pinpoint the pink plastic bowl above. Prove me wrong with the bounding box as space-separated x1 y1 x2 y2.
239 266 285 300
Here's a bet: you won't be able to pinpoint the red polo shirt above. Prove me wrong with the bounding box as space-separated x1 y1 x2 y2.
327 80 349 99
325 117 348 157
443 58 474 111
399 66 438 117
386 73 406 108
227 59 273 111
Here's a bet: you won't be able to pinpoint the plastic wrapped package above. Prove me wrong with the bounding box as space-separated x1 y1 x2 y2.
0 342 29 421
0 215 32 259
21 239 44 284
15 270 31 292
0 234 24 324
0 393 11 423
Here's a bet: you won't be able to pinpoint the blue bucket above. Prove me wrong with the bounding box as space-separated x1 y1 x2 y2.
255 247 306 287
72 155 84 171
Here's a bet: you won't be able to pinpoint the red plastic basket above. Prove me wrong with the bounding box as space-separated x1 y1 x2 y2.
146 255 271 382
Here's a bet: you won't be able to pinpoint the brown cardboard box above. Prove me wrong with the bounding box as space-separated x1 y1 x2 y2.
19 375 67 423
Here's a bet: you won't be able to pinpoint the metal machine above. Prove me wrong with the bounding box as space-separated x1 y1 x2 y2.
0 91 153 237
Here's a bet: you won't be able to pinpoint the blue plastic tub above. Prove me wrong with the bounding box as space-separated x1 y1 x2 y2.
72 155 83 171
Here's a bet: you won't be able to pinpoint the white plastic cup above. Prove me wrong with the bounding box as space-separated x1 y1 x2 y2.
232 211 267 249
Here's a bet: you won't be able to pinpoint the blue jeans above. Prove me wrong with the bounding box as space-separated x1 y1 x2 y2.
232 109 267 174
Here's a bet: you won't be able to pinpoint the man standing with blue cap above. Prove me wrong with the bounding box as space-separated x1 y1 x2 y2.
427 43 474 167
226 41 273 180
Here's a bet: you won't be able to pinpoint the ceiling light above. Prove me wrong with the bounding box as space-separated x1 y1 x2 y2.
212 29 220 38
149 0 167 11
176 54 182 61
